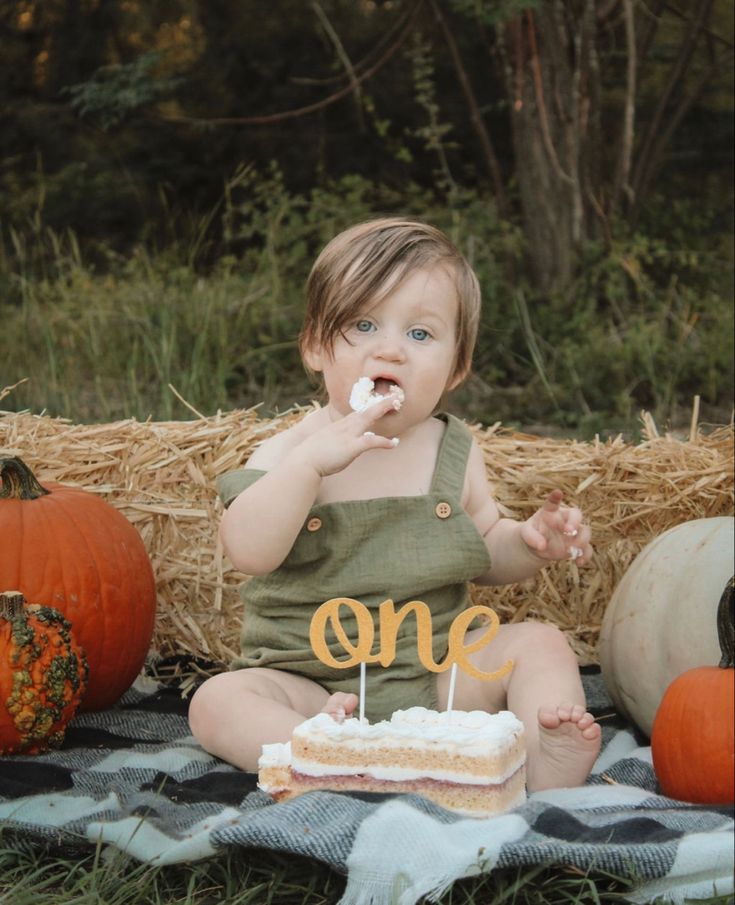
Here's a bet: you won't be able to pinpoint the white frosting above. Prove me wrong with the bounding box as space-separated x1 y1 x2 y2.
349 376 404 412
259 740 292 768
294 708 524 751
286 708 524 781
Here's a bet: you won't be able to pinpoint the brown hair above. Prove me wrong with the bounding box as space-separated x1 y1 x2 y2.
299 218 481 385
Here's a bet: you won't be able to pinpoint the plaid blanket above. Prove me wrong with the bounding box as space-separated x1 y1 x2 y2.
0 670 732 905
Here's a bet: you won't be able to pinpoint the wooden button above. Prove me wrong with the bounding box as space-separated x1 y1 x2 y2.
434 502 452 519
306 517 322 532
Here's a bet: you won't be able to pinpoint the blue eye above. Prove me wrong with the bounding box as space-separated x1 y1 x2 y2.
409 327 431 342
355 320 375 333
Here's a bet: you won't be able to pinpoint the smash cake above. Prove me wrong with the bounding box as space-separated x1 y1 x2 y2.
349 376 405 413
258 706 527 818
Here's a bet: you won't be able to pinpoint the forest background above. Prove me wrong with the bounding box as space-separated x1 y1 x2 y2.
1 0 733 437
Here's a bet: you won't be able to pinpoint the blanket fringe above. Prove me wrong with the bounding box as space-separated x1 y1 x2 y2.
339 875 459 905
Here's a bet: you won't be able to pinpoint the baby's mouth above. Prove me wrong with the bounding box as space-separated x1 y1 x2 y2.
372 377 401 396
349 376 405 413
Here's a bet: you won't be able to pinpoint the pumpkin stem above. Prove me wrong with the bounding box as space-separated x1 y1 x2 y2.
717 577 734 669
0 590 26 621
0 457 50 500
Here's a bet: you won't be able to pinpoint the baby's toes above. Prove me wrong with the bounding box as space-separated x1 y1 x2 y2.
538 705 562 729
576 709 597 730
555 702 576 721
568 703 589 723
580 718 602 741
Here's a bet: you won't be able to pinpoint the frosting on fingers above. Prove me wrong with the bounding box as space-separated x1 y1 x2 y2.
350 377 405 413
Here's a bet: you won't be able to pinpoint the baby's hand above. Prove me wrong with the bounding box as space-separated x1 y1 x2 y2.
294 393 402 478
520 489 593 565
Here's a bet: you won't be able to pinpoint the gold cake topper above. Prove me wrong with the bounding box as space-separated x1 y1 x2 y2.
309 597 513 681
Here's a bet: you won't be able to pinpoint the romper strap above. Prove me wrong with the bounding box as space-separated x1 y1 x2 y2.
429 413 474 496
217 468 265 508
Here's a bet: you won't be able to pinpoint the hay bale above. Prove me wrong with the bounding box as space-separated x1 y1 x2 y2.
1 406 732 672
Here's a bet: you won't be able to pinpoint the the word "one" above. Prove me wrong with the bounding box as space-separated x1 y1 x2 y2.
309 597 513 681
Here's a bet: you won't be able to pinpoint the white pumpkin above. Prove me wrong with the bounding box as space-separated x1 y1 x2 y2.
598 516 734 738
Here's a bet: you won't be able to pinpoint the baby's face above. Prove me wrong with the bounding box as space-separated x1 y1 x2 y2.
305 266 460 434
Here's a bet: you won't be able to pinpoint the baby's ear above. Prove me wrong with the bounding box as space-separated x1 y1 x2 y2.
301 340 325 374
446 363 470 392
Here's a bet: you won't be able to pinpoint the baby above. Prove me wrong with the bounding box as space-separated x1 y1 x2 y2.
189 217 601 792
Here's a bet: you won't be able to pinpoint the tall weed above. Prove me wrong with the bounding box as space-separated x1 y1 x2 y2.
1 172 731 432
1 246 296 420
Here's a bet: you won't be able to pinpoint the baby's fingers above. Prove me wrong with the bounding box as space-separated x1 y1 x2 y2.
351 393 402 446
561 506 584 537
521 522 549 555
568 524 593 565
537 489 569 535
359 391 403 425
361 430 399 450
541 489 565 511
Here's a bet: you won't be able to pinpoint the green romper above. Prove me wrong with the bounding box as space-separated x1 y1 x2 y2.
217 413 492 721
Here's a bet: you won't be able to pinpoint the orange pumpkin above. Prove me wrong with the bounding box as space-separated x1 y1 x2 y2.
1 590 89 754
651 578 734 804
0 457 157 711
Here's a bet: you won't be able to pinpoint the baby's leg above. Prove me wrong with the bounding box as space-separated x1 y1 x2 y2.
436 621 601 791
188 667 356 772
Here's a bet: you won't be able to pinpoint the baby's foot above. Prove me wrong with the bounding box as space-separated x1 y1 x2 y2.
321 692 358 724
528 702 602 791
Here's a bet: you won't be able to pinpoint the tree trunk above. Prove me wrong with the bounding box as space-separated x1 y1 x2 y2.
500 1 600 294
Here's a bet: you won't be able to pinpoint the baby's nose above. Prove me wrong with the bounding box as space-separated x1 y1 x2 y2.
374 330 406 361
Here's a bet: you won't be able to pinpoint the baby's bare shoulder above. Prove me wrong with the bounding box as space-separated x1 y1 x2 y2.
462 438 498 515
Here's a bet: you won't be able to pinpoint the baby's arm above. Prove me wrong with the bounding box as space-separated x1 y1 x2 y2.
221 396 401 574
463 441 592 585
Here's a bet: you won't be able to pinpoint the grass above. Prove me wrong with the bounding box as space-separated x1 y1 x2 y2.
0 836 654 905
3 836 734 905
0 234 306 423
0 840 343 904
1 175 732 434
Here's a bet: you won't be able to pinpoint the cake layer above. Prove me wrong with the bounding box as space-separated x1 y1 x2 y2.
290 708 526 784
264 765 527 818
